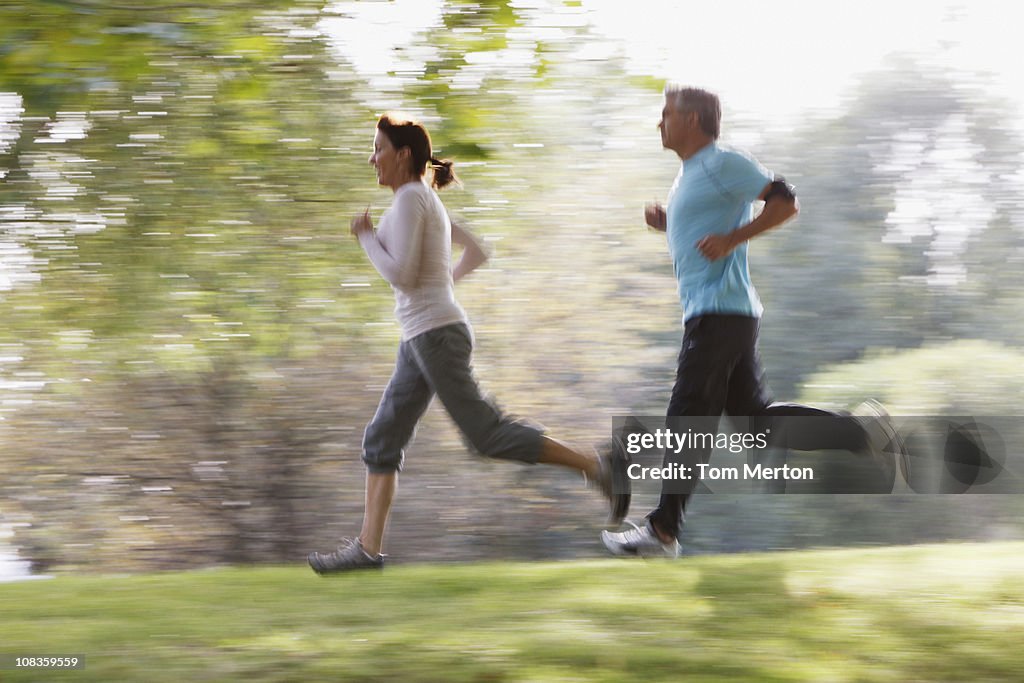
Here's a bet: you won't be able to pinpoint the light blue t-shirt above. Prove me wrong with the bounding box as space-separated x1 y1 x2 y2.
666 142 773 322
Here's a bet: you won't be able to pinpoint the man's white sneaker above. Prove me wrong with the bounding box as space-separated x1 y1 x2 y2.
601 521 679 558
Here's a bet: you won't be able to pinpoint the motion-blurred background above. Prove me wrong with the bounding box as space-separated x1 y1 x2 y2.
2 0 1023 577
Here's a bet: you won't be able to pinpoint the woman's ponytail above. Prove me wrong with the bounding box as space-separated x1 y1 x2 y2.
429 155 458 190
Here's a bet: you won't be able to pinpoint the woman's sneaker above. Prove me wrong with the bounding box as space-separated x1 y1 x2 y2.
308 538 384 574
601 520 679 558
591 436 632 526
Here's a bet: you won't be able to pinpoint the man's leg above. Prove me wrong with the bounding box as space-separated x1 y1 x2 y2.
722 318 910 492
603 316 741 557
724 319 870 453
647 316 737 541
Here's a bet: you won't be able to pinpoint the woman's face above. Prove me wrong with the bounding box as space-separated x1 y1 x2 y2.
370 129 406 190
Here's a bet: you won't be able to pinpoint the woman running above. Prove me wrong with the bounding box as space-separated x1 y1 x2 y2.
308 113 629 573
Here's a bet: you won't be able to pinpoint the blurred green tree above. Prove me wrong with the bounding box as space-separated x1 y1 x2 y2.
756 56 1024 395
3 5 1023 571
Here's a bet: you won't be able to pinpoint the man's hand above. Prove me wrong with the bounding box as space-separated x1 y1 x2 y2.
644 202 667 232
696 232 738 261
695 186 800 260
350 208 372 237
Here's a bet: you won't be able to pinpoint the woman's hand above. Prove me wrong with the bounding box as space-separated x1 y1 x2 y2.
644 202 667 232
350 208 373 237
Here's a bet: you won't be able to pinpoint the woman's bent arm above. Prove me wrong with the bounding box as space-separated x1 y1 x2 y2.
450 216 489 282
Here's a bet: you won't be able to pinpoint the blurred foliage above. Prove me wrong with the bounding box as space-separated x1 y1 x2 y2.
2 1 1024 573
798 340 1024 415
1 0 382 374
754 55 1024 395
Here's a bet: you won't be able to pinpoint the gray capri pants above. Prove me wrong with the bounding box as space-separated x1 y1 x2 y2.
362 322 544 473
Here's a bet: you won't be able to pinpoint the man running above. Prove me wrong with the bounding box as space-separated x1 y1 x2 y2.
602 86 902 558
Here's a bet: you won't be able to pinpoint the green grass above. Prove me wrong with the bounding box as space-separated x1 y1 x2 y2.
3 543 1024 682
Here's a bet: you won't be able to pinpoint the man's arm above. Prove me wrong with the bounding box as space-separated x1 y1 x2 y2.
450 216 490 282
696 178 799 261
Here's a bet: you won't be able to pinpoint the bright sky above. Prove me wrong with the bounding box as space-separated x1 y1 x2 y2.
315 0 1024 290
318 0 1024 128
584 0 1020 124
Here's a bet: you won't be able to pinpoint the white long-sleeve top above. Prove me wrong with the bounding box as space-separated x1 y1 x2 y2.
358 179 468 340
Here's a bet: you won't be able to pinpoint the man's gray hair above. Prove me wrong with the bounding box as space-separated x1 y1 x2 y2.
665 85 721 140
